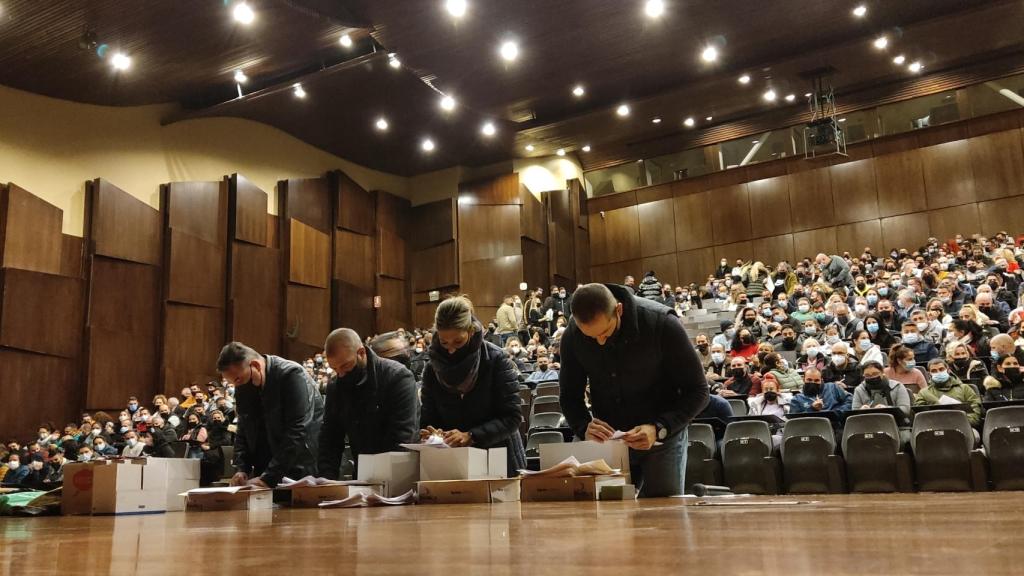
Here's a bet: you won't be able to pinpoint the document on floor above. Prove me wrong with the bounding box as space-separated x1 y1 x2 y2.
318 489 416 508
518 456 620 478
400 435 450 451
277 476 375 489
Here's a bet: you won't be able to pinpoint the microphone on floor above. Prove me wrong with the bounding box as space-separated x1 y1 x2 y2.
691 483 733 497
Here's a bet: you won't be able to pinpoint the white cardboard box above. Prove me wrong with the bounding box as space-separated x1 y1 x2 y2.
539 441 631 481
154 458 200 512
90 459 169 515
418 447 508 481
357 452 420 497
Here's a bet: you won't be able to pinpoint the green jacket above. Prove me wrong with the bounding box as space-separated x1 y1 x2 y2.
769 368 804 392
913 375 982 426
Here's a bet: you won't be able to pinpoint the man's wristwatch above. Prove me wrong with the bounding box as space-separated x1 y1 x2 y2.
655 422 668 441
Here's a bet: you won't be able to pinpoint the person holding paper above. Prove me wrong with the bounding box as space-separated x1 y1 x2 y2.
914 358 982 428
419 296 527 474
217 341 325 488
558 283 710 497
318 328 419 479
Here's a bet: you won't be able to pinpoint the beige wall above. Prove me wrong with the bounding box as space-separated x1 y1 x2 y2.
0 85 409 235
513 155 584 195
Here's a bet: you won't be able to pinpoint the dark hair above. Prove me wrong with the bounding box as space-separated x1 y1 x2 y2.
216 342 261 371
951 319 983 342
435 296 476 333
569 284 617 324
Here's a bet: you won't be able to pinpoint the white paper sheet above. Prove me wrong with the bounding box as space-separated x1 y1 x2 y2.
400 435 451 451
318 489 416 508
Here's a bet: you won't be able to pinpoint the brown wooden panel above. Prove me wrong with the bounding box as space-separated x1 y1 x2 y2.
550 222 575 282
520 186 547 244
60 234 83 278
414 301 438 330
920 140 977 209
0 183 63 274
88 257 160 334
637 198 676 257
378 228 407 280
875 150 927 218
917 123 969 148
574 226 590 286
334 280 375 338
87 179 162 266
281 177 332 233
587 190 637 214
969 129 1024 201
0 349 77 440
377 277 410 331
641 253 678 288
836 220 883 256
376 190 410 235
709 184 751 245
161 304 224 396
231 174 268 246
549 187 572 227
928 204 981 243
793 227 837 261
522 237 549 292
714 241 754 266
830 159 878 224
978 196 1024 237
334 229 374 289
880 213 930 253
459 173 522 205
288 219 331 289
458 204 521 261
460 255 524 307
601 205 641 263
411 241 459 292
635 183 673 205
166 228 225 307
229 242 281 355
673 189 713 251
409 199 456 250
86 325 158 409
588 213 608 265
267 214 280 249
0 268 84 358
787 167 835 232
285 284 330 350
336 172 375 235
746 161 788 181
871 132 919 156
571 179 588 231
164 181 225 245
967 110 1023 137
704 168 749 189
752 234 795 266
592 259 643 286
677 247 716 286
747 176 792 238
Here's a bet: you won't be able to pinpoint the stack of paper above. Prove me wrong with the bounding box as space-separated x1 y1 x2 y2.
277 476 370 489
518 456 620 478
318 489 416 508
400 435 450 451
181 485 262 496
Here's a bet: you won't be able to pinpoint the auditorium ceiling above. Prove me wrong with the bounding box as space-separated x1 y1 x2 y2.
0 0 1022 175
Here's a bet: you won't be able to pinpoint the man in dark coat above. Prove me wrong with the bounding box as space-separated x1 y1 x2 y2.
318 329 419 479
559 283 710 497
217 341 325 488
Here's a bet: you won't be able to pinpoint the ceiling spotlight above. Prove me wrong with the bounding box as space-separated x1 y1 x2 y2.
499 40 519 62
652 117 662 124
645 0 665 19
852 5 867 18
616 104 631 117
388 53 401 68
572 84 585 97
481 121 496 136
751 140 760 145
232 2 255 25
738 74 751 85
556 148 566 156
421 138 436 152
893 54 906 65
838 118 848 123
339 34 353 48
873 36 888 50
804 92 812 97
785 93 796 102
683 117 695 127
233 69 248 84
525 144 535 152
375 117 389 131
762 89 777 102
705 116 713 121
110 52 131 71
908 61 923 73
701 45 718 62
292 83 306 98
446 0 467 18
582 145 591 152
440 95 456 111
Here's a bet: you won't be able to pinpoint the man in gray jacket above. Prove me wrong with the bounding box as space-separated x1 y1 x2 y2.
815 253 853 292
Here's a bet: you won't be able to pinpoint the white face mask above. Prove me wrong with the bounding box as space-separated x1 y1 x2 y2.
6 460 19 470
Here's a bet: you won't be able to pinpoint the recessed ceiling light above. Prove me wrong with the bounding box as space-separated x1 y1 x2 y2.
651 117 662 124
232 2 255 25
705 116 713 121
572 84 585 97
525 144 535 152
616 104 631 117
440 95 456 111
421 138 436 152
388 53 401 68
292 83 306 98
893 54 906 65
481 121 496 136
339 34 353 48
556 148 566 156
701 45 718 62
785 93 796 102
499 40 519 62
233 69 248 83
873 36 888 50
110 52 131 71
752 140 760 145
683 117 695 127
804 92 812 97
446 0 467 18
852 5 867 18
762 89 777 102
375 117 389 131
838 118 848 122
644 0 665 19
582 145 591 152
738 74 751 85
908 61 923 73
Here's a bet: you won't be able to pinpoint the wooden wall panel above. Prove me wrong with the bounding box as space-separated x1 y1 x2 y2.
411 242 459 292
336 173 375 235
641 253 678 288
637 198 676 257
459 173 522 205
830 159 878 224
228 242 281 355
166 228 224 307
60 234 83 278
459 204 521 261
377 277 410 330
677 247 716 286
0 183 63 274
601 205 641 263
793 227 837 261
0 349 77 441
334 280 375 338
376 191 409 235
836 220 883 256
231 174 268 246
288 219 331 289
969 129 1024 201
588 213 608 265
928 204 981 242
787 167 834 232
978 196 1024 237
714 241 754 266
415 301 438 329
520 187 547 243
267 214 280 249
709 184 751 244
334 229 375 289
162 304 223 395
460 255 523 307
752 234 795 266
551 223 575 280
548 187 572 227
378 228 406 280
0 268 84 358
921 140 976 209
281 177 332 232
87 179 161 266
673 189 713 251
880 213 931 253
522 238 549 292
574 226 590 286
86 325 157 409
875 150 927 217
571 179 588 230
747 176 792 238
164 181 225 245
409 199 456 250
591 259 643 286
88 258 160 334
285 285 330 351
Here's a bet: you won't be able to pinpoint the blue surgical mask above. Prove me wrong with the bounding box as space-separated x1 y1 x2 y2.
991 349 1001 361
867 295 879 305
804 326 817 335
806 347 818 358
878 288 889 297
858 339 872 351
931 370 950 384
711 352 725 364
904 358 917 370
867 323 879 334
773 314 786 322
902 332 921 345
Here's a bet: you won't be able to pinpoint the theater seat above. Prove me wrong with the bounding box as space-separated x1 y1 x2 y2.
842 414 913 493
534 382 560 397
912 410 987 492
727 398 749 416
983 406 1024 491
722 421 781 495
781 417 846 494
533 395 561 415
525 430 564 471
684 423 722 494
529 412 563 430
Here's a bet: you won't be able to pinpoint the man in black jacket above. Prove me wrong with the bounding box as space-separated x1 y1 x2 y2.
559 283 710 497
217 341 325 488
318 328 419 479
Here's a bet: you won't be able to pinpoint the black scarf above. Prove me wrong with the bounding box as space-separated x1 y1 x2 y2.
429 318 484 395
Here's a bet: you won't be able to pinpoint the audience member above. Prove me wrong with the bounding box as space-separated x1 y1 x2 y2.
982 354 1024 401
790 368 852 414
915 358 982 428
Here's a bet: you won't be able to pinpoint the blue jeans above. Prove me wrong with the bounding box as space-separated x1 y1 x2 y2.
629 429 687 498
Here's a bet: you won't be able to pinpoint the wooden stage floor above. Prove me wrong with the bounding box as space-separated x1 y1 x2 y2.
2 492 1023 575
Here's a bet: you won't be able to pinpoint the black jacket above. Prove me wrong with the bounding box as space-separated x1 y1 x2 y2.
233 355 325 487
421 340 527 473
318 349 419 480
148 424 178 458
559 284 710 440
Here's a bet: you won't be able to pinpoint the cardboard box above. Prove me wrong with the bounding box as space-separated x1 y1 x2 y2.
185 488 273 512
418 447 508 481
599 484 637 500
91 459 169 515
357 452 419 497
287 483 381 508
539 441 631 480
155 458 200 512
416 478 521 504
61 462 97 515
521 475 627 502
